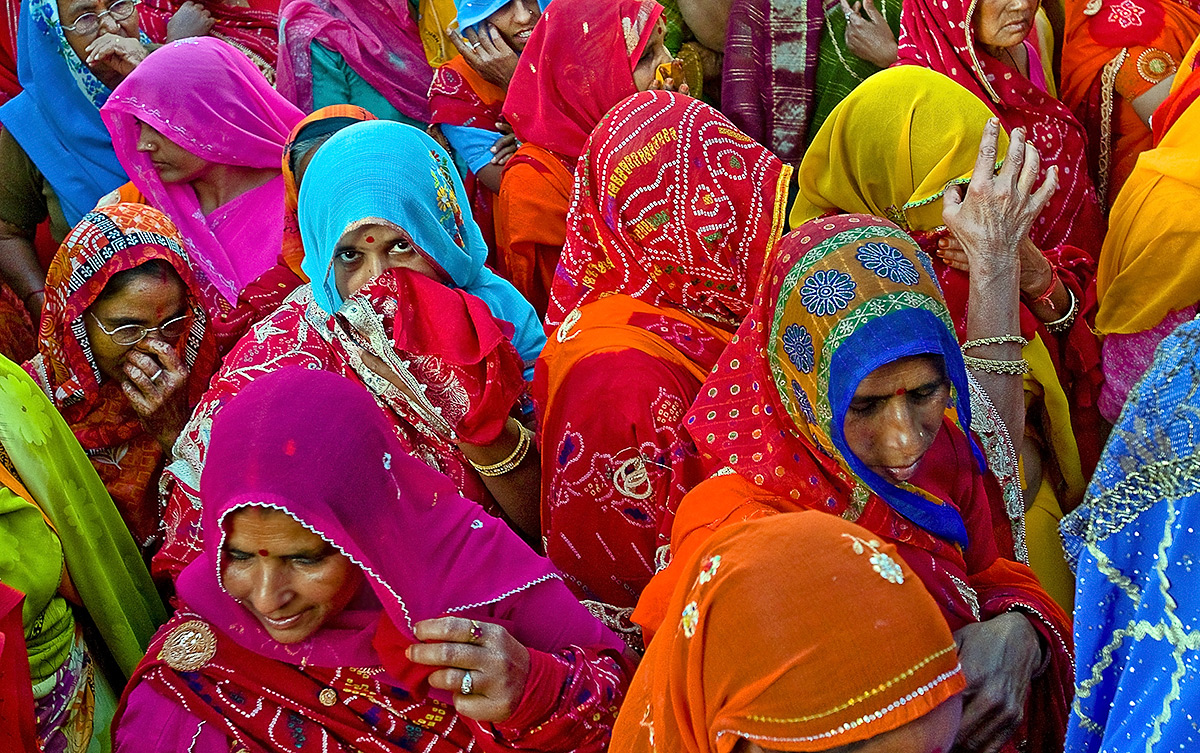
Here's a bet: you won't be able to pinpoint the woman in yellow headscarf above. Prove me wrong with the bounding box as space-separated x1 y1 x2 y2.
1093 37 1200 424
791 65 1101 610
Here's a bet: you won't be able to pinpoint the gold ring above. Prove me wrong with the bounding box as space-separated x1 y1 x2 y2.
469 620 484 644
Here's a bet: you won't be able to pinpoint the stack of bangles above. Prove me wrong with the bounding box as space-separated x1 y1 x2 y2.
961 334 1031 375
469 423 534 477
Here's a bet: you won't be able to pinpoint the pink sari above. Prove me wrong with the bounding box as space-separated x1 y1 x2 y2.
101 38 305 307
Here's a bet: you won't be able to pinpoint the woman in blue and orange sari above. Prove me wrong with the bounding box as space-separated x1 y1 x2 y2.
536 90 790 648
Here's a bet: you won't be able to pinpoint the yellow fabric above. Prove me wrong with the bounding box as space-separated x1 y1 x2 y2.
791 66 1010 231
1026 476 1075 612
1023 333 1086 508
1034 9 1058 97
418 0 459 66
1095 50 1200 334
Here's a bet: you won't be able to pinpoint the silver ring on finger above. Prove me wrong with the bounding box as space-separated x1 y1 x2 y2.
460 670 474 695
151 369 164 383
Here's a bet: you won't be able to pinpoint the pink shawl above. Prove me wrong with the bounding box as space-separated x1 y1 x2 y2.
101 38 305 305
897 0 1107 258
179 366 622 672
276 0 433 123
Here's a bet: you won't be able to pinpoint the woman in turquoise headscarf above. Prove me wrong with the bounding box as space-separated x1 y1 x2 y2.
155 120 547 583
0 0 151 328
0 354 165 752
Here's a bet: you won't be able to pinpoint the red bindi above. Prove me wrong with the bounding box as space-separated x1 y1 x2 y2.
365 235 375 243
258 549 269 557
895 387 907 396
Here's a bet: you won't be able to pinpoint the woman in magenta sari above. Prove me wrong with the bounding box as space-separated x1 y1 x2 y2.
101 37 305 349
897 0 1107 260
114 367 633 752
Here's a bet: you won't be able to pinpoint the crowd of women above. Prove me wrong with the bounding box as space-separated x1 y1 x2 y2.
0 0 1196 750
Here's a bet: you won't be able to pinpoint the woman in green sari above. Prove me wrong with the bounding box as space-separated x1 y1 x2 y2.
0 354 165 752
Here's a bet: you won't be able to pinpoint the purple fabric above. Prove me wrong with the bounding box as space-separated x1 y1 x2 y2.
101 38 305 305
721 0 825 163
277 0 433 123
1099 305 1198 423
176 366 623 671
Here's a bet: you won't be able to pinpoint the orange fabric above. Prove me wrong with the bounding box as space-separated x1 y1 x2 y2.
1060 0 1200 201
613 511 965 753
444 55 507 111
495 144 573 316
281 105 379 280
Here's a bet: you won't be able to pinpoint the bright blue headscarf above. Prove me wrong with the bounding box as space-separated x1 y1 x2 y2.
298 119 545 377
0 0 146 225
453 0 549 31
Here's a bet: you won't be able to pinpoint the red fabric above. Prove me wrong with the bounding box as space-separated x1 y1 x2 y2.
546 90 791 329
22 204 219 547
209 258 304 354
0 583 37 752
502 0 664 162
897 0 1108 260
137 0 280 68
0 0 18 105
0 282 35 364
153 269 525 582
1153 39 1200 141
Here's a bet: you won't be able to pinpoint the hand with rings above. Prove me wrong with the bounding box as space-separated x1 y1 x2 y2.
407 616 532 722
119 338 192 454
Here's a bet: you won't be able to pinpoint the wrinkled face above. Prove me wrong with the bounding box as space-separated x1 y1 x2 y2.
841 355 951 485
973 0 1038 51
84 267 188 384
222 507 363 644
487 0 541 52
332 223 441 301
136 120 213 185
733 695 962 753
58 0 139 69
631 20 673 92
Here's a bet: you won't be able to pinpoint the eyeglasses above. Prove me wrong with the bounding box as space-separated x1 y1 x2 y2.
60 0 139 36
88 312 189 347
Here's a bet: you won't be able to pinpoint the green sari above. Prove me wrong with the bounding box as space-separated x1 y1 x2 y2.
0 355 165 750
808 0 902 141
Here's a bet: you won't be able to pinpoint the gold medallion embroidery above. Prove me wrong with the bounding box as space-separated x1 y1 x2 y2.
318 688 338 707
158 620 217 672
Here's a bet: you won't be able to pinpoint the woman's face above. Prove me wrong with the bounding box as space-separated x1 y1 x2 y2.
632 20 673 92
734 694 962 753
973 0 1039 52
332 223 442 301
841 355 951 485
58 0 139 71
487 0 541 53
136 120 213 185
222 507 362 644
84 267 188 383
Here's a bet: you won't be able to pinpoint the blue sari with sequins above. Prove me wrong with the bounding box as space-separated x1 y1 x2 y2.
1061 314 1200 753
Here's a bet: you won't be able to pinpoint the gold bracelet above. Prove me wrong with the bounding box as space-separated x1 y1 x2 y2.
469 424 533 477
962 334 1028 350
963 354 1031 375
1043 288 1078 335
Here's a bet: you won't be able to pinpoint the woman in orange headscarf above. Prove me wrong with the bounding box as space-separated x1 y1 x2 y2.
1093 37 1200 422
613 512 966 753
1060 0 1200 206
495 0 677 315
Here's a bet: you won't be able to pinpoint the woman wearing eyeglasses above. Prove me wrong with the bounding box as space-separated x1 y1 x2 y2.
23 202 218 553
0 0 152 348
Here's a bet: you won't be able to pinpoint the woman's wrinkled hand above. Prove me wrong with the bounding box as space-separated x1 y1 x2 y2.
490 121 519 166
165 1 215 41
936 235 1055 297
952 612 1044 753
408 616 532 723
942 118 1058 282
121 339 190 454
451 25 519 89
84 34 149 77
840 0 898 68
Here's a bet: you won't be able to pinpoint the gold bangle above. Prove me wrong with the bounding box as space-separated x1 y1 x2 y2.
1043 288 1078 335
963 354 1031 375
962 334 1028 350
469 424 533 477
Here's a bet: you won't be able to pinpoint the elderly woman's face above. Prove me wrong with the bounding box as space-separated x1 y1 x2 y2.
487 0 542 53
632 20 673 92
58 0 139 65
973 0 1038 52
841 355 951 486
84 264 188 384
222 507 362 644
333 223 442 301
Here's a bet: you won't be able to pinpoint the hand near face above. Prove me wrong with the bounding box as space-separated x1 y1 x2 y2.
84 33 149 78
451 25 520 89
952 612 1044 753
121 338 191 454
942 118 1057 280
407 616 532 723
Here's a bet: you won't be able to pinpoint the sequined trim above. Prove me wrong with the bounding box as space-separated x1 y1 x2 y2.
1096 51 1126 209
